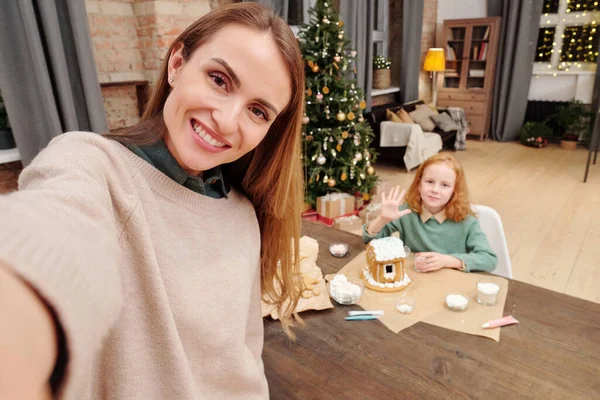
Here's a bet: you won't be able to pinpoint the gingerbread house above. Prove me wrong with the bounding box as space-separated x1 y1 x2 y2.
362 236 411 292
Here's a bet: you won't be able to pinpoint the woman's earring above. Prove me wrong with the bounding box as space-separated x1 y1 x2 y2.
169 76 174 83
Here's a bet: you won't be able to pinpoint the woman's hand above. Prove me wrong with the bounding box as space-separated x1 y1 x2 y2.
414 252 462 272
380 186 412 222
0 263 56 399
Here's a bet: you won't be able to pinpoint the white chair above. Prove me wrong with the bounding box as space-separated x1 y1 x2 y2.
471 204 513 279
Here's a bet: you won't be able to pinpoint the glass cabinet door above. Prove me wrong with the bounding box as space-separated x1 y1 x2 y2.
443 26 466 89
466 24 491 90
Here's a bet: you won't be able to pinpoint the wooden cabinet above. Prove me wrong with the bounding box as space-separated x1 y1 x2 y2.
438 17 501 140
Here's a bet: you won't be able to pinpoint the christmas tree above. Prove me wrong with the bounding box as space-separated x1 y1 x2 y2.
299 0 378 207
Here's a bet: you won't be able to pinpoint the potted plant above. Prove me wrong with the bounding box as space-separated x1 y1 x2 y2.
518 122 552 148
552 100 593 150
0 93 16 150
372 55 391 89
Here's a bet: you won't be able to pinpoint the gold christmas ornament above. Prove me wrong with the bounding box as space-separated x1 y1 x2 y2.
327 179 336 187
306 135 313 141
358 116 365 123
359 100 367 109
334 55 341 62
338 34 343 39
341 172 347 181
367 166 375 175
336 112 346 121
341 131 349 139
347 112 355 121
362 193 370 201
336 144 342 152
311 65 320 73
339 20 344 27
308 60 314 67
322 86 330 94
307 88 313 97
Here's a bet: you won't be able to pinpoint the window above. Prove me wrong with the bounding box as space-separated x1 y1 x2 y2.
372 0 389 59
287 0 316 36
535 0 600 71
383 263 396 279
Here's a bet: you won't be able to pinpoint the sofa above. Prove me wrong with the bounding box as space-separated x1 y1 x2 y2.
365 100 458 164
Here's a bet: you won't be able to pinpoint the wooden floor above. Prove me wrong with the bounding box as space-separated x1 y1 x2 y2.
374 140 600 304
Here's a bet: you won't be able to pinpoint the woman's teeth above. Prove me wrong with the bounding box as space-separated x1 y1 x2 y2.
192 122 226 148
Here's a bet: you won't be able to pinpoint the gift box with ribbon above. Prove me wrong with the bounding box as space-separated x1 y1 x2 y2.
301 210 318 222
370 180 392 196
333 214 363 233
316 193 355 219
359 202 382 224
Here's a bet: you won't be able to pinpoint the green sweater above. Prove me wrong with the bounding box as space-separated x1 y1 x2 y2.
363 203 497 272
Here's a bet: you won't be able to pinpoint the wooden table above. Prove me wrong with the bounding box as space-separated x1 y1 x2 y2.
263 221 600 399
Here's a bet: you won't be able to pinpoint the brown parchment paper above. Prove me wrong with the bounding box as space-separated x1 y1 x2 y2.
326 251 509 341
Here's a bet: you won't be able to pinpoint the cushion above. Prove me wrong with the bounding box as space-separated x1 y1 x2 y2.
386 109 403 123
422 103 440 115
397 108 414 123
431 113 460 132
409 106 436 132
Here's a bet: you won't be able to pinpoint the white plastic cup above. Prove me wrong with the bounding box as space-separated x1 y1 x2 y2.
476 281 500 306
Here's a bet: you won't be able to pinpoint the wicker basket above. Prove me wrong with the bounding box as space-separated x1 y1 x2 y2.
372 69 391 89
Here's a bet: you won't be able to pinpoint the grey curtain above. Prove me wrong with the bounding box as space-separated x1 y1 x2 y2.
339 0 374 109
0 0 108 165
487 0 544 141
399 0 424 103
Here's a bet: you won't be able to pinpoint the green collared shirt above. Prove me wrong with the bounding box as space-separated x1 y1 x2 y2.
127 140 229 199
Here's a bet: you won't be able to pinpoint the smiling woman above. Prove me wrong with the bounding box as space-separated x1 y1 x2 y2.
0 3 305 399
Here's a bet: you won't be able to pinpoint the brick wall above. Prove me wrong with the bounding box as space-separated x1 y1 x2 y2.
419 0 438 102
86 0 221 130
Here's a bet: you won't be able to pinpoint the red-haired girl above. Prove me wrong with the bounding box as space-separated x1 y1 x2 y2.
364 153 497 273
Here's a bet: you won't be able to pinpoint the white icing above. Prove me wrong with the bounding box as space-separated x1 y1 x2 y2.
363 267 411 288
477 282 500 295
397 303 414 314
370 236 406 261
329 274 362 303
446 294 468 308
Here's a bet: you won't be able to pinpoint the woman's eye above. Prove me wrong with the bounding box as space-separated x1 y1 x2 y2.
209 72 230 91
250 106 270 121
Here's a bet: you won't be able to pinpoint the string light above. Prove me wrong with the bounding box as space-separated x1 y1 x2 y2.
535 1 599 67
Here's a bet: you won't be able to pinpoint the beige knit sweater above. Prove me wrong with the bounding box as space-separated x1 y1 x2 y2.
0 132 268 399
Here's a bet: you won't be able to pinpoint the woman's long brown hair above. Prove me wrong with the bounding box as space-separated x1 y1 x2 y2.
105 3 305 337
405 153 475 222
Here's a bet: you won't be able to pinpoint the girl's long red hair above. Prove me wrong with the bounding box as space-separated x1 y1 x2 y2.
405 153 474 222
